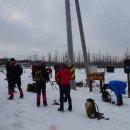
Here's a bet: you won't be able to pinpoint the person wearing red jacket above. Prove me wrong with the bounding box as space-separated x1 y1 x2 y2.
55 63 72 112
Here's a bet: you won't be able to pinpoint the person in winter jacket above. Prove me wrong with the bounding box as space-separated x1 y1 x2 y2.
55 63 72 111
54 64 67 103
35 63 50 107
6 58 24 100
103 80 127 106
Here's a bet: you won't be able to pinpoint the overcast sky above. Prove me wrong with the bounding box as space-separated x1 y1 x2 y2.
0 0 130 59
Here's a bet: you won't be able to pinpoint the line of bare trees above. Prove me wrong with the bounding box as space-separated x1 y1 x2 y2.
1 50 129 68
25 50 130 68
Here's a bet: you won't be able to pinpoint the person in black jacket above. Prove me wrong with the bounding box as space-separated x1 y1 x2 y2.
35 63 50 107
6 58 24 100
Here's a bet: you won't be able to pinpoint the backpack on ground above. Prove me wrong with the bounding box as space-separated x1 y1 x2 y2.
85 98 109 120
27 83 37 93
35 70 44 81
27 84 32 92
102 90 111 103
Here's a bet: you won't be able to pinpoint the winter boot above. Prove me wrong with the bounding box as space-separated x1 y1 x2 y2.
8 96 14 100
43 95 47 106
58 107 64 111
19 88 24 98
116 101 123 106
68 105 72 111
19 94 24 98
37 95 40 107
8 90 14 100
58 99 64 111
68 97 72 111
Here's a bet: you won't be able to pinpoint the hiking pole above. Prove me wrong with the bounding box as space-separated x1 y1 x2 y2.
50 81 59 91
49 81 60 105
49 81 55 90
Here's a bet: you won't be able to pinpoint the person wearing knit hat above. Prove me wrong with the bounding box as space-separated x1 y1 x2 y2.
10 58 15 62
6 58 24 100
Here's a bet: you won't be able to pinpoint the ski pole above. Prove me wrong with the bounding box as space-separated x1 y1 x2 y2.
50 81 59 91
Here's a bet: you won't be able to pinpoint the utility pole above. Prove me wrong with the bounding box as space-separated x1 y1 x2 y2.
65 0 76 90
75 0 89 75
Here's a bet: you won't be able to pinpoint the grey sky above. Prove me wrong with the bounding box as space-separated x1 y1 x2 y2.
0 0 130 59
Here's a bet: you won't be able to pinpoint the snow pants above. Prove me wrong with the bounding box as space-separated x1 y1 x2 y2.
36 81 47 105
59 84 72 109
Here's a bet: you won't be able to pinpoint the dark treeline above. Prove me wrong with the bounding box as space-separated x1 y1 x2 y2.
0 51 130 68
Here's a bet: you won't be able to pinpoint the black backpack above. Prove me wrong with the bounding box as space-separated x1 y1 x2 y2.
16 64 23 77
27 83 37 93
85 98 109 120
102 90 111 103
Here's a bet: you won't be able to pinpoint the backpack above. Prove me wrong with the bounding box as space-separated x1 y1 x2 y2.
27 84 33 92
85 98 109 120
27 83 37 93
16 64 23 76
102 90 111 103
35 70 44 81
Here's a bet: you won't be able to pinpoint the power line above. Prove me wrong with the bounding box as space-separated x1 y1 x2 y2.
0 0 22 27
0 0 19 27
0 0 6 11
0 0 30 36
97 0 129 44
0 0 6 24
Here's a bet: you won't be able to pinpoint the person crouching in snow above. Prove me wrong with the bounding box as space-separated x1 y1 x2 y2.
35 63 49 107
55 63 72 112
103 80 127 106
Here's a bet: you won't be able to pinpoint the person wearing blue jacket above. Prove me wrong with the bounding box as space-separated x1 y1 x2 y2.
103 80 127 106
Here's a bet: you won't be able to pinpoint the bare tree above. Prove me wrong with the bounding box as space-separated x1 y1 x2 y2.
53 50 59 63
41 55 46 62
47 53 52 63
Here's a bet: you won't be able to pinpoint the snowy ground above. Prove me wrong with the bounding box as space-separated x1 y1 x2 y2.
0 67 130 130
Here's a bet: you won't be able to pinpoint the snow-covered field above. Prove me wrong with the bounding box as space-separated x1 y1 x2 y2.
0 67 130 130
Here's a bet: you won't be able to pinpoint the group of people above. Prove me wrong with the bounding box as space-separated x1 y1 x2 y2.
5 58 73 112
5 58 127 112
32 62 72 111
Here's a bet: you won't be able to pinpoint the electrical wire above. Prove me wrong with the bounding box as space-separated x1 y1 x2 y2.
96 0 128 44
0 0 6 24
0 0 30 36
